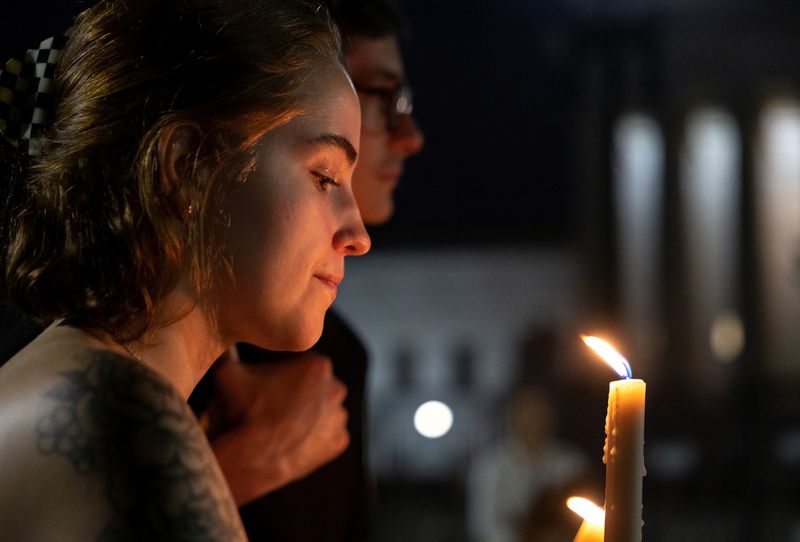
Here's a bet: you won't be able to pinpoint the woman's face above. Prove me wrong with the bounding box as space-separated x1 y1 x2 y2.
216 63 369 351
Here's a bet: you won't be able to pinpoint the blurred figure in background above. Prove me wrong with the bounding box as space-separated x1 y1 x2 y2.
468 386 588 542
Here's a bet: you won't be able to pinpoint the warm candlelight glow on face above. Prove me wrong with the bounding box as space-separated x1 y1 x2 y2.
567 496 605 526
581 335 633 378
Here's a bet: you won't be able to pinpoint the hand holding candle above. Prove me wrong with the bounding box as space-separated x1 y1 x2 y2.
582 336 646 542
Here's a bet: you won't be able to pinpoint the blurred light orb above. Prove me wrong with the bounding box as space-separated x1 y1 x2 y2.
710 310 745 363
413 401 453 439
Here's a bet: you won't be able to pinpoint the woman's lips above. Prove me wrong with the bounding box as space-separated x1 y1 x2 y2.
314 274 343 291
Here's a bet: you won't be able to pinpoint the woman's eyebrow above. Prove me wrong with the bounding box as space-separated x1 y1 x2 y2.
305 133 358 164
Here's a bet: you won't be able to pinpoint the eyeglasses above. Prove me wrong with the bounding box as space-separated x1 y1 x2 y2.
354 83 414 132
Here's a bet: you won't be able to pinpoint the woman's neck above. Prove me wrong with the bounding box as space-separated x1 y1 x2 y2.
138 285 227 399
89 283 228 400
129 316 224 399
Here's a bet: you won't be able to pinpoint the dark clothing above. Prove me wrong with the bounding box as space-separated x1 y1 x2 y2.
238 311 371 542
0 306 371 542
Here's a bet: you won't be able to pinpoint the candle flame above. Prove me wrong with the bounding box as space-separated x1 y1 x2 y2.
566 496 605 526
581 335 633 378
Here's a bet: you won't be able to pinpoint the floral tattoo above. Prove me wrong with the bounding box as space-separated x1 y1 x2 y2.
36 351 242 541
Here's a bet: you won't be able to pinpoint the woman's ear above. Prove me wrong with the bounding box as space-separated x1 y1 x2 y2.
157 123 204 195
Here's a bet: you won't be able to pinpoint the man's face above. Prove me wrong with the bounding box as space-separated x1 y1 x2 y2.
346 35 424 225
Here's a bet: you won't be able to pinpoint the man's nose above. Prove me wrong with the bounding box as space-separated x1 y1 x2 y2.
390 113 424 156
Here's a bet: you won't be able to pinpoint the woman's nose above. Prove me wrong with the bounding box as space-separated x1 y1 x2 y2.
333 203 371 256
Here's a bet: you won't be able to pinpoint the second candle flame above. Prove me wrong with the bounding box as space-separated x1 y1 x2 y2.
566 496 605 526
581 335 633 379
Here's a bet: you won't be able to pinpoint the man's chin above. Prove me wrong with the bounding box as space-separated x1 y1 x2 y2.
361 198 394 226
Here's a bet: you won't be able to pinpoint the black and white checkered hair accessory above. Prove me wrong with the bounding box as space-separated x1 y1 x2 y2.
0 35 68 157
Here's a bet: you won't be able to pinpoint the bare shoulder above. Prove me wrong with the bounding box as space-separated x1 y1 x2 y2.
0 344 246 541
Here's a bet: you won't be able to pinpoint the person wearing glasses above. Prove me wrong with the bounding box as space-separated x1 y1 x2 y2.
342 10 422 225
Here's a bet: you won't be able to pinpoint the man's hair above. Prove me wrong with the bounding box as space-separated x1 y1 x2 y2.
328 0 408 46
1 0 342 341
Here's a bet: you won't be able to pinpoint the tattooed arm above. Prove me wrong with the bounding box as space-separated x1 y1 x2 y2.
0 348 247 542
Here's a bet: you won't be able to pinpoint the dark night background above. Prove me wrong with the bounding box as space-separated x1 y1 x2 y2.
6 1 800 541
5 1 800 247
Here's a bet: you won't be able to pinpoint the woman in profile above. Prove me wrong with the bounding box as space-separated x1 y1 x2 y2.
0 0 369 540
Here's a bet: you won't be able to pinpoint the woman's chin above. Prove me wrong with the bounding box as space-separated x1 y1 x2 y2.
234 312 325 352
271 324 324 352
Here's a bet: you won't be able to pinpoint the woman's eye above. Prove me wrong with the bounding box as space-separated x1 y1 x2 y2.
313 172 340 191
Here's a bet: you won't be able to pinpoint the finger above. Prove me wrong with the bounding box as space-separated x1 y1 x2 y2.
312 410 350 461
259 351 329 377
334 405 349 429
332 429 350 456
309 354 334 380
328 379 348 405
329 410 350 454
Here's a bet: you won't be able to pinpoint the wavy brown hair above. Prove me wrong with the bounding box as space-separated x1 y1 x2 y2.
1 0 343 341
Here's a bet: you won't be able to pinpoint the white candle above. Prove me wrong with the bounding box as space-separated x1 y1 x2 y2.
582 336 646 542
567 496 604 542
603 378 645 541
